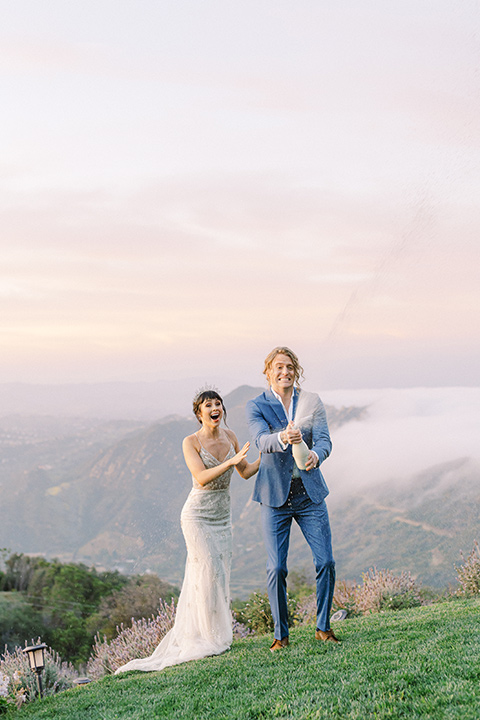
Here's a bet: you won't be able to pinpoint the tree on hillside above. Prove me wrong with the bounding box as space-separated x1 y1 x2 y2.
0 552 43 592
27 561 128 662
0 595 43 653
0 552 178 665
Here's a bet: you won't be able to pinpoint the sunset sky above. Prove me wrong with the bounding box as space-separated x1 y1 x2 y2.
1 0 479 394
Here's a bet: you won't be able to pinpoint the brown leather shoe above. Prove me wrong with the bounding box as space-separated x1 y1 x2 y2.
270 637 289 652
315 629 341 643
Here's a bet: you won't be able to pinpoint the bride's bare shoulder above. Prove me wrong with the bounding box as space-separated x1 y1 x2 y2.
224 428 238 444
183 432 201 450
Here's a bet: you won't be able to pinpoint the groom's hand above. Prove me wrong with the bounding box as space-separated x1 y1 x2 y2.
305 451 319 471
284 422 302 444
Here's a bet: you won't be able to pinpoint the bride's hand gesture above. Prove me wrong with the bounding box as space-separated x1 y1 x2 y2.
230 441 250 466
231 438 260 479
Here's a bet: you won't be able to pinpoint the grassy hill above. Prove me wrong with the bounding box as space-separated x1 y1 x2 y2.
10 598 480 720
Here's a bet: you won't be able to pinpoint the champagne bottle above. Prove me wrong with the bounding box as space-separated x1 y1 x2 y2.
291 427 310 470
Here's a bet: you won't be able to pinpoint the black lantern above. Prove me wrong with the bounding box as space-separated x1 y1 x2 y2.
23 643 47 698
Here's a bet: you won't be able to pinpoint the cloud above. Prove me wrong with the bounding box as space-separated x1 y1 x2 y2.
1 2 479 386
321 387 480 496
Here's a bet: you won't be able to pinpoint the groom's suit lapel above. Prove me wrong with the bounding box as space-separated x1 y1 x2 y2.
266 388 287 427
266 387 299 426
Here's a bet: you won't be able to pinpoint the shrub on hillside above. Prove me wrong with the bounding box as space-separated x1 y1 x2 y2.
296 579 358 624
295 593 316 625
454 540 480 597
87 598 177 678
232 618 253 639
0 669 25 714
87 575 179 640
287 569 316 600
0 642 78 708
234 591 298 635
332 579 358 615
353 567 422 614
297 569 422 622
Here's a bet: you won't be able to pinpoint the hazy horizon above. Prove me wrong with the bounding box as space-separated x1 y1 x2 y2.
1 383 479 501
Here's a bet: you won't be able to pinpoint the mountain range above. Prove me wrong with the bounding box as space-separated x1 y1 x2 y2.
0 385 478 597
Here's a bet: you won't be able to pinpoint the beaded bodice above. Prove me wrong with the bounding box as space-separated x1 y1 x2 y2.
192 443 235 490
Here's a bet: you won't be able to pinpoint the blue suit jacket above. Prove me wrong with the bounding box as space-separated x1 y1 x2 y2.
246 388 332 508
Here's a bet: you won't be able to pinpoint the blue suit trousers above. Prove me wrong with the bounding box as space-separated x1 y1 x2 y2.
260 491 335 640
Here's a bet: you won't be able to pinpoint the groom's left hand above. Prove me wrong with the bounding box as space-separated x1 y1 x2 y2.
305 450 319 471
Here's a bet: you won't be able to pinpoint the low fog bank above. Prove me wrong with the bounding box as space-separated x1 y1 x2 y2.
320 387 480 497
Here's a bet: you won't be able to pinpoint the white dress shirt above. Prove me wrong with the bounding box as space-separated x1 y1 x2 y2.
271 387 319 468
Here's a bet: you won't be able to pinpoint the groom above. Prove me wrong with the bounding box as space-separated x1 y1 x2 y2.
246 346 338 650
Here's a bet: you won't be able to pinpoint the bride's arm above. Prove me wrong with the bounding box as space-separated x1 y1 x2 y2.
226 430 260 479
182 435 250 487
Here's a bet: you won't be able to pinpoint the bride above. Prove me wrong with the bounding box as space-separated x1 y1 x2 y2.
115 389 260 674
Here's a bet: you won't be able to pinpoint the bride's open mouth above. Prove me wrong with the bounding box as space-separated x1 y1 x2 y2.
211 412 221 421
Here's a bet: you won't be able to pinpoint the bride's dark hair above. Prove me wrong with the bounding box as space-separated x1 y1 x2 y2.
193 389 227 425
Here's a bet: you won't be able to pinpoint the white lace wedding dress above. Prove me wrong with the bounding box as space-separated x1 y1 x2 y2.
115 442 234 674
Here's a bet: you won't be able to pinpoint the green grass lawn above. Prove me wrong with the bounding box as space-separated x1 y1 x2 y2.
10 598 480 720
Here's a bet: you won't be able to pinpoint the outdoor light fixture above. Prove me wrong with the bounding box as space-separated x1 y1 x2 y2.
74 677 92 686
23 643 47 698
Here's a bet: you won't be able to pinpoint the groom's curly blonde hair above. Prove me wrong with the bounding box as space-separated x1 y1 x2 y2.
263 346 304 388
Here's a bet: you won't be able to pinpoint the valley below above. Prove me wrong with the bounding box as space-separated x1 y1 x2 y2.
0 384 478 598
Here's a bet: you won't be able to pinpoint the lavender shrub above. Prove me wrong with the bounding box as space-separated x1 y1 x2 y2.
454 540 480 597
0 670 23 714
87 598 176 678
0 643 78 707
331 579 358 616
297 569 422 622
355 567 422 614
295 592 317 625
232 618 253 640
296 579 357 624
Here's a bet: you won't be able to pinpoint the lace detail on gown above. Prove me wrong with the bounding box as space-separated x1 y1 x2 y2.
115 443 234 674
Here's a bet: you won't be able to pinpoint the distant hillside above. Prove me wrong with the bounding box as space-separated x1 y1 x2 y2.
329 456 480 588
0 386 478 596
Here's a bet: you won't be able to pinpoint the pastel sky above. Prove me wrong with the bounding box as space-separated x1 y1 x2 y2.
1 0 479 392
